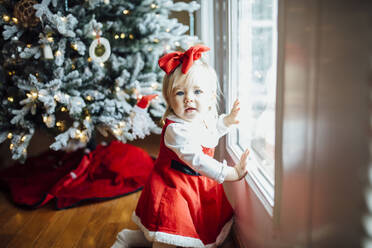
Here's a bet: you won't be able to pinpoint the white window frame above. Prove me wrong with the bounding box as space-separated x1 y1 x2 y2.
226 0 281 216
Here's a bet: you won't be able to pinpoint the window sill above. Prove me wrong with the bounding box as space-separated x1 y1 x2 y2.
226 140 275 217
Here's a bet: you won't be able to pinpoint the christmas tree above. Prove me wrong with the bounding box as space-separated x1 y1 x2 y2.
0 0 199 161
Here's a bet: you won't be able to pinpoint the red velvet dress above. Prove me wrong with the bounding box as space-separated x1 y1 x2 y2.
133 119 233 247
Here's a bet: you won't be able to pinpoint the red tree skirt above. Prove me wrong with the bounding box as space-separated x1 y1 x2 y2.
0 141 154 209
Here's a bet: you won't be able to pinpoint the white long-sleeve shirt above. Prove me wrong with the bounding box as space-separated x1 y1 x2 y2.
164 114 232 183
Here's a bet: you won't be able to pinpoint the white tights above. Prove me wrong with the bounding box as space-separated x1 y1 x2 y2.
111 229 177 248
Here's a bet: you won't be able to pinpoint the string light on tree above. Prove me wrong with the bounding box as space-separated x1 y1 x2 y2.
11 17 18 24
2 15 10 22
71 43 78 50
56 121 66 131
75 129 88 142
42 115 54 127
75 129 82 138
26 90 38 100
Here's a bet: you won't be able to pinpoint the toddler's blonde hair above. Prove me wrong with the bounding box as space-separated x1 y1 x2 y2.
160 61 219 126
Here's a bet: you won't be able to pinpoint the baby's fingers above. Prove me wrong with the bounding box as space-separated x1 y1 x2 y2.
237 150 249 180
232 99 240 111
233 99 240 107
240 149 250 162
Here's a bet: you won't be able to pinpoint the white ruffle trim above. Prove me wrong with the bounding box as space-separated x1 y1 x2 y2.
132 212 233 248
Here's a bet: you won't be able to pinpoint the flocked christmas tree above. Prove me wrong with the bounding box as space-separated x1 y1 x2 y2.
0 0 199 161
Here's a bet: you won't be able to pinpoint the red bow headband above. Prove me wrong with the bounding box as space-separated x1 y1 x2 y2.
158 45 210 75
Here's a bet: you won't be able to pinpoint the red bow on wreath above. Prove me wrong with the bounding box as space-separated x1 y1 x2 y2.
158 45 210 75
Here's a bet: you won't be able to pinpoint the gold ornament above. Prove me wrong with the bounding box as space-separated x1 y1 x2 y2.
13 0 40 29
94 43 106 57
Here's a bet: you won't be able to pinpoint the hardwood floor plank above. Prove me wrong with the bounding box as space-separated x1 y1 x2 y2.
112 192 141 230
31 206 76 248
52 204 98 248
74 200 116 248
94 222 121 248
5 207 56 248
0 204 36 248
0 193 17 228
94 191 142 248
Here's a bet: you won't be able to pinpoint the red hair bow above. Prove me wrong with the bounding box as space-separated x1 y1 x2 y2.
158 45 210 75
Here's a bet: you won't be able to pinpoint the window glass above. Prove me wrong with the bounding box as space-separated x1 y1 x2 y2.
229 0 278 184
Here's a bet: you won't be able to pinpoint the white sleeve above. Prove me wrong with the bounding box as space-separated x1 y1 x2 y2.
216 114 232 138
164 123 228 183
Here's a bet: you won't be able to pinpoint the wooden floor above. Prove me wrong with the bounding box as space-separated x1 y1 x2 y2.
0 190 236 248
0 190 138 248
0 135 237 248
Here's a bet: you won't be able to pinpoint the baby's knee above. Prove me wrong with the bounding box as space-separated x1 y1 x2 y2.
152 241 177 248
112 229 151 248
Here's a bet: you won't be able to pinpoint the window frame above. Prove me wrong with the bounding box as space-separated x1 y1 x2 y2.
225 0 282 217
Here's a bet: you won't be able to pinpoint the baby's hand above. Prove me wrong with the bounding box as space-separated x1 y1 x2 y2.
224 99 240 127
224 149 249 182
234 149 249 180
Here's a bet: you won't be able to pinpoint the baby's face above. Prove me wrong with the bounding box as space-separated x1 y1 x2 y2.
169 77 213 122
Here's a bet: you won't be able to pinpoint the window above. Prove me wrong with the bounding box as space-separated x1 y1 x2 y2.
227 0 278 214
